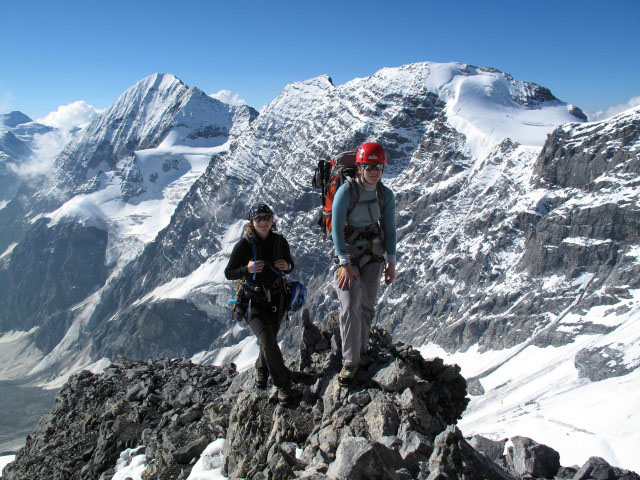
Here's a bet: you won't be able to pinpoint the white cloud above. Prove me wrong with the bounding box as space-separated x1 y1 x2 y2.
37 100 102 132
209 90 247 107
586 96 640 121
7 129 70 180
6 101 102 185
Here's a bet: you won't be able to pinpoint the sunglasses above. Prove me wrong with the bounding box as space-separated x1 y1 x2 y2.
360 163 384 171
253 214 273 222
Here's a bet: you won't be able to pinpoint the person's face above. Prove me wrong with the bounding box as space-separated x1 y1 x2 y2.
359 163 384 184
252 214 273 237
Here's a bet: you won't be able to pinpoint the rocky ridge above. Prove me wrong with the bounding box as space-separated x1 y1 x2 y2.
4 313 639 480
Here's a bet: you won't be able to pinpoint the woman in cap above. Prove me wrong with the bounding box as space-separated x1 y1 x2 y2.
224 203 295 405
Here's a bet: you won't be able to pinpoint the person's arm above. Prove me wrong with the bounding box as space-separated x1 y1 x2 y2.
331 183 350 265
282 237 294 273
274 237 295 273
383 186 397 264
224 240 250 280
383 186 397 284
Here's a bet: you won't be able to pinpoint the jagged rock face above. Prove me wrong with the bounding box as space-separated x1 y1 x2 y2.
573 345 634 381
411 109 640 353
0 218 109 335
3 318 469 480
2 356 237 480
534 112 640 189
0 181 60 254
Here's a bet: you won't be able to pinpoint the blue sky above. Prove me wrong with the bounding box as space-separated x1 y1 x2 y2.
1 0 638 120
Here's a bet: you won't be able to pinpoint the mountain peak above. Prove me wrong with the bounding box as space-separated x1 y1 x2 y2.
132 72 186 92
0 111 33 128
52 71 254 189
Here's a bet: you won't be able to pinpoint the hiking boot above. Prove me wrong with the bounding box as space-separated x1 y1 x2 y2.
255 368 268 389
277 387 295 407
338 365 358 387
359 353 372 366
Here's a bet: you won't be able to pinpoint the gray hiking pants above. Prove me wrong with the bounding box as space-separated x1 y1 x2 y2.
334 259 384 367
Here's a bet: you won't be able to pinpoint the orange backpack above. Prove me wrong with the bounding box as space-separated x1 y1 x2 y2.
312 151 385 238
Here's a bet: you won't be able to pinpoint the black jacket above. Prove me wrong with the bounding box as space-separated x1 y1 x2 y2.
224 229 294 289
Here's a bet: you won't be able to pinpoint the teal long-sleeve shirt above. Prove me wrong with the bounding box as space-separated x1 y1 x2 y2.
331 180 397 265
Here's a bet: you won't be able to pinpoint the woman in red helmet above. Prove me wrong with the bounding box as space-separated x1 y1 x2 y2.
332 142 397 387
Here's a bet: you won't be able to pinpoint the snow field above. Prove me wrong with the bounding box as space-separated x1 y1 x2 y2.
421 289 640 471
0 455 16 477
111 440 227 480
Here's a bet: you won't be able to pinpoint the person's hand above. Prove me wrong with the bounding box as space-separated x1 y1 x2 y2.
337 263 359 290
273 259 289 271
384 263 396 285
247 259 265 273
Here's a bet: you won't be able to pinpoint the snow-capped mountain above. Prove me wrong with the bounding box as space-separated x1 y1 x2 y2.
0 74 257 254
1 62 639 470
0 73 257 377
54 73 256 191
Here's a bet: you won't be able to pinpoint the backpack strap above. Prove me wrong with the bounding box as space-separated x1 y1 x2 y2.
376 181 385 227
345 177 360 217
242 227 259 281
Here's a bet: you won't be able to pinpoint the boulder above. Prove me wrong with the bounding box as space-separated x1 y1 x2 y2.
505 436 560 479
372 358 417 392
426 425 515 480
399 431 433 465
469 434 506 462
573 457 615 480
326 436 404 480
173 436 209 464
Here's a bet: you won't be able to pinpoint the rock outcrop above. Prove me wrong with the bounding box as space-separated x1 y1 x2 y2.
220 312 468 479
3 355 237 480
4 312 639 480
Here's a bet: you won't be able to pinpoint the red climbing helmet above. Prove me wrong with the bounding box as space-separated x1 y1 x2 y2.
356 142 387 165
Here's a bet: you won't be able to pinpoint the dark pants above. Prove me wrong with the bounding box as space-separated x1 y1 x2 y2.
247 294 291 389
